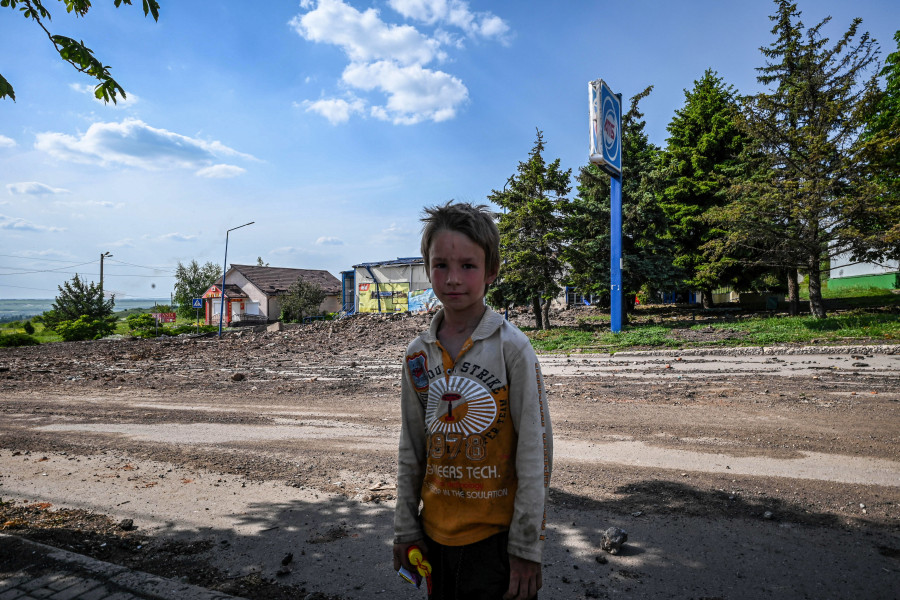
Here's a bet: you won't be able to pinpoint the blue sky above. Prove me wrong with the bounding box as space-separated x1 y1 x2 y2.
1 0 897 300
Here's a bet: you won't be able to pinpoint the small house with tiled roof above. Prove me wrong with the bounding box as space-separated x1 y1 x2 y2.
202 264 341 325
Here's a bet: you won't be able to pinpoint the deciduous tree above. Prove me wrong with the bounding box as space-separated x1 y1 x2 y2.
280 278 326 323
173 260 221 318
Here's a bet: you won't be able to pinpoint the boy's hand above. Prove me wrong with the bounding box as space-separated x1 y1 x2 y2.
392 539 427 573
505 555 542 600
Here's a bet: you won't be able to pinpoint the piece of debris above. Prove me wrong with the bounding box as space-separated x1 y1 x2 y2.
601 527 628 554
231 372 246 382
118 518 134 531
763 511 774 520
276 566 291 577
282 552 294 566
852 362 869 367
595 554 608 565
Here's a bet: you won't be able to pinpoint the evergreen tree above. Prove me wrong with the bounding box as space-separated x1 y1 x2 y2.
488 129 570 329
566 87 677 315
718 0 880 318
173 260 222 318
659 70 750 307
858 30 900 261
43 274 115 334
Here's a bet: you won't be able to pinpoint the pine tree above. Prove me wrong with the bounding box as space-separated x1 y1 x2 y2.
488 129 570 329
858 30 900 261
659 70 750 307
719 0 880 318
43 274 115 333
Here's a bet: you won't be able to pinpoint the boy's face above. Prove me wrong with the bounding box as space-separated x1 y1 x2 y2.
428 230 497 320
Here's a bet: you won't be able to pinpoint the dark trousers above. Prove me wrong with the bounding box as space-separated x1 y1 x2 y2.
424 531 529 600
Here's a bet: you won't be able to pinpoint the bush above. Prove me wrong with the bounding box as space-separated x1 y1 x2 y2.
126 313 157 332
23 321 35 335
280 279 326 323
54 316 116 341
0 332 40 347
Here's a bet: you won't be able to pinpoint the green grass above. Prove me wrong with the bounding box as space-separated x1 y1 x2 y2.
0 307 209 344
526 309 899 353
722 312 900 345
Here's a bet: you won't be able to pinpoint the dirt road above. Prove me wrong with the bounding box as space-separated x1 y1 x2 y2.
1 314 898 599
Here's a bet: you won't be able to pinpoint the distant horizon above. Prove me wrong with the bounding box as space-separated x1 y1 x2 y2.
0 297 171 301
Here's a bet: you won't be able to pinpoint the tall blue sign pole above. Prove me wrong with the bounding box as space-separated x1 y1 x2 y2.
589 79 624 332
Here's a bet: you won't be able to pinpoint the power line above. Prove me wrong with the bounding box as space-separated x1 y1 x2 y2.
107 258 175 272
0 253 93 264
0 261 98 275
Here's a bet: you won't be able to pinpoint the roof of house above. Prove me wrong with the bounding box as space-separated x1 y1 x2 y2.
229 265 341 295
353 257 424 268
202 283 248 299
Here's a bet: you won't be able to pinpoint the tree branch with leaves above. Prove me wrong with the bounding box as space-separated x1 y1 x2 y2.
1 0 160 102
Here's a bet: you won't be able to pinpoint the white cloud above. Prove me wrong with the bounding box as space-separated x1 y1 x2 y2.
196 164 246 178
109 238 135 248
34 119 256 172
300 98 366 124
343 61 467 124
388 0 509 41
290 0 479 125
0 214 65 232
69 82 140 107
290 0 443 66
54 199 123 209
270 246 314 256
161 232 198 242
315 236 344 245
6 182 71 196
15 249 74 259
0 134 15 148
380 221 418 240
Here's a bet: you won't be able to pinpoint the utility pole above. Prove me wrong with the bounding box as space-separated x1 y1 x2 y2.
100 251 113 298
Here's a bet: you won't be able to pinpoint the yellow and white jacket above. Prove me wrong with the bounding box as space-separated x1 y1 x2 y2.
394 307 553 563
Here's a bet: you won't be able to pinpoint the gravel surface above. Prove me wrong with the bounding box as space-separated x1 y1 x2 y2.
1 309 899 599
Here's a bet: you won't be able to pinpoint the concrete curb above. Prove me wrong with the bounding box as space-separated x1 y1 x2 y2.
0 533 246 600
549 343 900 358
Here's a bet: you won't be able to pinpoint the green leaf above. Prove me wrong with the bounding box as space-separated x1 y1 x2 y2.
0 73 15 101
142 0 159 20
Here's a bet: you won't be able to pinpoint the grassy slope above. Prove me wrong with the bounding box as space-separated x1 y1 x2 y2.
528 287 899 353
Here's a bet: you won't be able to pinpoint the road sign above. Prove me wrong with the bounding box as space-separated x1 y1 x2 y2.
151 312 177 323
589 79 622 176
192 298 203 309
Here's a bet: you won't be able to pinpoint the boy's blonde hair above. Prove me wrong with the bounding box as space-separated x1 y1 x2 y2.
420 201 500 280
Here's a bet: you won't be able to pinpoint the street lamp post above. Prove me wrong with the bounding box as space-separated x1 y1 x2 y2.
100 251 112 299
218 222 254 337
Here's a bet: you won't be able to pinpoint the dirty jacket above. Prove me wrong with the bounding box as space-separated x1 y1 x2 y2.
394 307 553 563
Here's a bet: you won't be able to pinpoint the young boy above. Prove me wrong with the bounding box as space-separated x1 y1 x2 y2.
393 201 553 600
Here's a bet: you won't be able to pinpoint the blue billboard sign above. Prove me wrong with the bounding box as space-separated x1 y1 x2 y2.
589 79 622 176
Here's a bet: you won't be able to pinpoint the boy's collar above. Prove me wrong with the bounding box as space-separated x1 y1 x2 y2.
423 306 504 343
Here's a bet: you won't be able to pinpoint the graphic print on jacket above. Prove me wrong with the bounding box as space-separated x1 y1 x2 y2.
418 362 518 546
